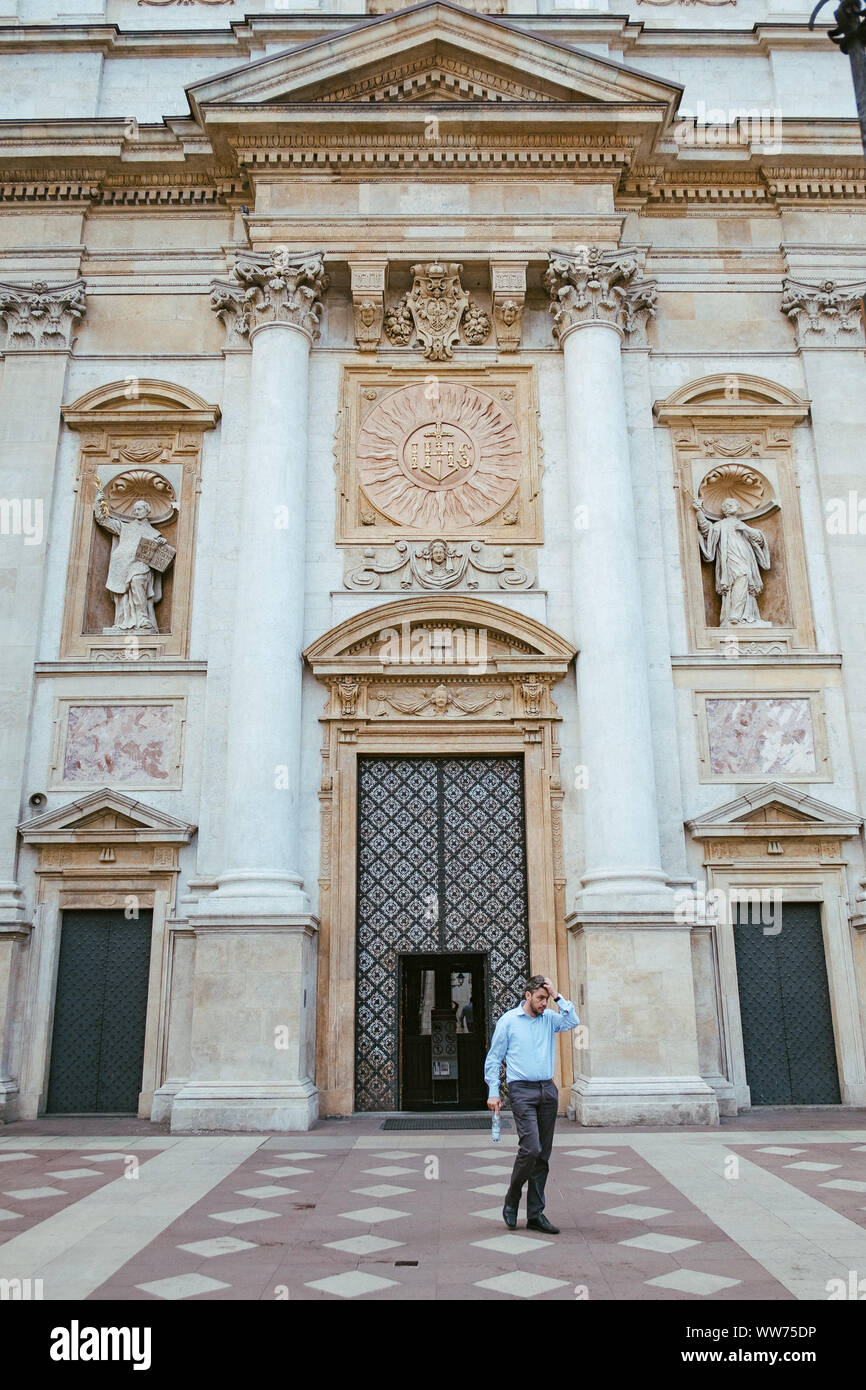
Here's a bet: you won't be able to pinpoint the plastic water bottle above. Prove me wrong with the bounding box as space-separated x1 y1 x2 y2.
491 1110 501 1143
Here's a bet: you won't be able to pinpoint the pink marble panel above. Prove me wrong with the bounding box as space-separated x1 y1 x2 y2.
705 697 816 777
62 704 175 784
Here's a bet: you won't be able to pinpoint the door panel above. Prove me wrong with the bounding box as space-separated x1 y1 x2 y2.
47 909 153 1114
356 756 529 1111
733 901 840 1105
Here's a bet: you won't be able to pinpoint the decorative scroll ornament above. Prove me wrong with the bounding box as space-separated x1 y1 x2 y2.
780 277 866 346
210 249 328 345
490 261 527 352
371 683 509 718
350 260 387 352
355 380 521 530
0 279 86 350
346 538 533 591
384 262 491 359
544 248 657 344
138 0 232 6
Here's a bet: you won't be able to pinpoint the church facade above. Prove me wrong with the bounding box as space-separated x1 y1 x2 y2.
1 0 865 1131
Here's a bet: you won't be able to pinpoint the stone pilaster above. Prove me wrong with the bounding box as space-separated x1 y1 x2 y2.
547 247 717 1126
0 277 86 1120
780 268 866 835
174 250 327 1133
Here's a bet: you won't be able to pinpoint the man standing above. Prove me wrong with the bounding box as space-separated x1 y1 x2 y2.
484 974 579 1234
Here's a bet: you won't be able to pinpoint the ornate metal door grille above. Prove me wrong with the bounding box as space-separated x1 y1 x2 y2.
733 900 841 1105
46 909 153 1113
355 756 529 1111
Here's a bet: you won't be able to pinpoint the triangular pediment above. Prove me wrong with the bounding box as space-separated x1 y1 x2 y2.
19 789 195 843
686 783 862 839
187 3 681 119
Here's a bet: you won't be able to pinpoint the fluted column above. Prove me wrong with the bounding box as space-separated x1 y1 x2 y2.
546 248 667 906
174 251 327 1134
547 249 718 1126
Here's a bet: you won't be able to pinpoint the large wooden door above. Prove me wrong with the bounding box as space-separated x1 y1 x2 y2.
46 909 153 1114
734 901 840 1105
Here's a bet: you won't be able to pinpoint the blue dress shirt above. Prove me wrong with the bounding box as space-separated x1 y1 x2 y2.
484 997 580 1097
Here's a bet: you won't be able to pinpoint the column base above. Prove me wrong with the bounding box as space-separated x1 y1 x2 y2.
170 1081 318 1134
574 872 674 916
568 1075 720 1127
151 1080 185 1124
194 870 311 920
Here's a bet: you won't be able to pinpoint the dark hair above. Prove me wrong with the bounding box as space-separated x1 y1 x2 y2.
524 975 548 995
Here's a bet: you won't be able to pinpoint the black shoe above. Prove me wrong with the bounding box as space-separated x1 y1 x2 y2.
502 1204 518 1230
527 1215 560 1235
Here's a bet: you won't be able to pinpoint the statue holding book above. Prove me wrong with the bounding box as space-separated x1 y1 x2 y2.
93 480 176 634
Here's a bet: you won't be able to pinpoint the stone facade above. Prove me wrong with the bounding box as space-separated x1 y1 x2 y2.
1 0 865 1131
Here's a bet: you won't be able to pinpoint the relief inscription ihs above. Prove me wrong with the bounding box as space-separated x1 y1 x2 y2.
356 381 520 531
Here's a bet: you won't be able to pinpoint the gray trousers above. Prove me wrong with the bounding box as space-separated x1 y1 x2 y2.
504 1079 559 1219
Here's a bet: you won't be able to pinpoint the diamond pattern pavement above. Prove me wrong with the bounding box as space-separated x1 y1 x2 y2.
0 1123 862 1302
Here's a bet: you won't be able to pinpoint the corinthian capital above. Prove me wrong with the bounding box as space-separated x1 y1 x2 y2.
544 248 656 346
210 249 329 347
781 277 866 347
0 278 86 351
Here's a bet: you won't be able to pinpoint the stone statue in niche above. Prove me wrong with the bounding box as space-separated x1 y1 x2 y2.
92 469 177 634
692 495 771 626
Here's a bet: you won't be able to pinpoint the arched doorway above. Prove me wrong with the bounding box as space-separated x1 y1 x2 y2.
304 596 576 1115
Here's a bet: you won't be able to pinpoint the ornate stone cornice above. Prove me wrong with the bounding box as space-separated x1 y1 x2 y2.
0 278 86 351
210 248 329 347
781 277 866 347
544 247 657 345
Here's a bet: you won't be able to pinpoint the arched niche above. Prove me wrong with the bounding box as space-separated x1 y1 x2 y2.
654 374 814 652
60 380 219 660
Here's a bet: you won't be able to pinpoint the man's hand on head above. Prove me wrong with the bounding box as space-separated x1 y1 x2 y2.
542 977 558 999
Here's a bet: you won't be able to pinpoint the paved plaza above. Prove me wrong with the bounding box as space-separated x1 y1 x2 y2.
0 1113 864 1302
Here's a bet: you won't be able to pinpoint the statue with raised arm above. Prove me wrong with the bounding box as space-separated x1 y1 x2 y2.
93 483 175 634
692 494 771 626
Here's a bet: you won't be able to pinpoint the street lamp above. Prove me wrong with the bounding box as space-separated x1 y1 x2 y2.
809 0 866 156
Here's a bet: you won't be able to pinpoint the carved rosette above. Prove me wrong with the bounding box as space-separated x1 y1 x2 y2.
0 278 86 350
384 262 491 360
780 277 866 346
210 249 329 346
544 248 657 345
